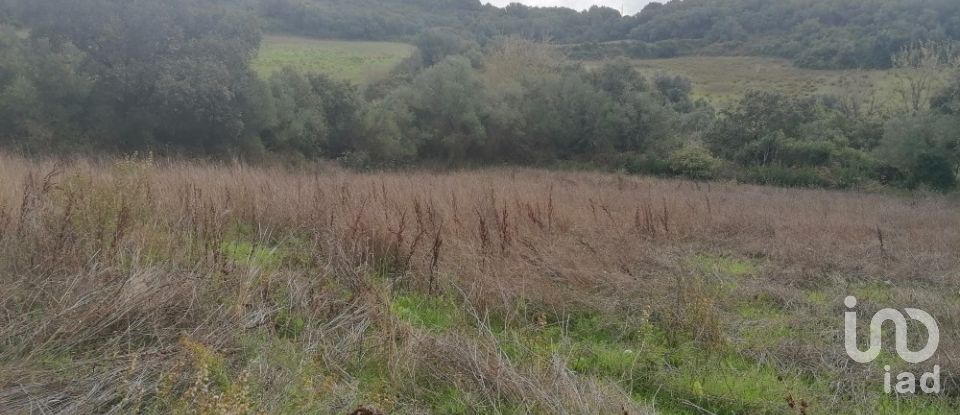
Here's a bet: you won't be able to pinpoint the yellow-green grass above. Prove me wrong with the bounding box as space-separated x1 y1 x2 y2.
253 34 415 84
593 56 920 110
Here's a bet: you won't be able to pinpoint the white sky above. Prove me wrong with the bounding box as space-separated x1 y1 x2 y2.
486 0 652 15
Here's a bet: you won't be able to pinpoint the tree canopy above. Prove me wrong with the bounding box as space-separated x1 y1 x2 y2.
0 0 958 191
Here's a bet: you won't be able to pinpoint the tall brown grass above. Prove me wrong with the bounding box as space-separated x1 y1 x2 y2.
0 152 958 413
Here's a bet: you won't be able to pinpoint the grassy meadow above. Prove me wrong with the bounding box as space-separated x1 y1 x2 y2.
1 153 958 414
252 35 415 84
609 56 920 110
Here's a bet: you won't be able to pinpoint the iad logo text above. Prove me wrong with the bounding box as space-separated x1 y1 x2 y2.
844 296 941 394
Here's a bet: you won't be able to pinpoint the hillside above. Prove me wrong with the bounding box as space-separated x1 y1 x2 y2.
255 0 960 69
4 0 960 69
605 56 903 108
3 0 960 192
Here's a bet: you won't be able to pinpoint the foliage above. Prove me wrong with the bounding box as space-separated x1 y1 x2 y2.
891 41 960 113
707 91 820 165
877 114 960 190
404 56 488 161
0 0 959 192
251 69 363 158
625 0 960 70
414 28 479 68
670 144 716 180
12 0 261 153
251 0 960 71
356 41 693 165
931 75 960 115
912 153 957 192
0 30 92 151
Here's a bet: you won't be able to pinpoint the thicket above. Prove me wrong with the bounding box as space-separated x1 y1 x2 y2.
1 0 959 191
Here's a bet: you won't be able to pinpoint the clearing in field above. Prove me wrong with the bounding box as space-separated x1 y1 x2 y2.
615 56 909 109
252 34 415 84
0 154 958 414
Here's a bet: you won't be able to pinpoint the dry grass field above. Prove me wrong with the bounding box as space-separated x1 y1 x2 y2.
1 153 958 414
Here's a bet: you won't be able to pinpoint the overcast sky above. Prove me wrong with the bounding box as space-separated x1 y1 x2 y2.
486 1 652 15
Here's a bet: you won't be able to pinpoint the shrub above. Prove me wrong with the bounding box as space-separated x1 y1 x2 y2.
670 144 717 180
617 153 673 176
911 152 957 192
778 140 836 167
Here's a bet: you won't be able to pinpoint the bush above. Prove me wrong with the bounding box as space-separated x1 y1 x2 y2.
670 144 717 180
778 140 835 167
911 152 957 192
617 153 673 176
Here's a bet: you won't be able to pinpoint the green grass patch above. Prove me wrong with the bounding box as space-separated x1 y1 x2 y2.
667 354 819 414
851 281 895 304
870 394 959 414
491 310 813 413
221 240 282 269
253 35 415 84
735 297 784 320
737 324 794 349
806 290 829 306
422 387 470 414
689 253 759 278
391 293 462 332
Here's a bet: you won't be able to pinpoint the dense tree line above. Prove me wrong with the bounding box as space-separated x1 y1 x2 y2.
3 0 263 153
1 0 959 191
351 45 709 166
255 0 630 44
252 0 960 70
11 0 959 69
624 0 960 69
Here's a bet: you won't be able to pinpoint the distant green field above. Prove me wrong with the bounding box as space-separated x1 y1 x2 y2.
595 56 917 110
253 35 415 84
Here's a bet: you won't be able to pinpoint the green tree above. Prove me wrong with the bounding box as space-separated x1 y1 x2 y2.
402 56 488 161
654 74 694 112
877 114 960 190
891 42 959 114
931 75 960 115
521 72 616 159
22 0 262 153
707 91 819 165
707 16 748 43
262 69 329 157
0 30 91 151
415 28 477 68
592 58 649 101
912 152 957 191
358 96 418 164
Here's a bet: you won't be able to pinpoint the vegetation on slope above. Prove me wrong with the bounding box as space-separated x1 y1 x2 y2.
2 0 960 192
604 57 896 107
255 0 960 69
